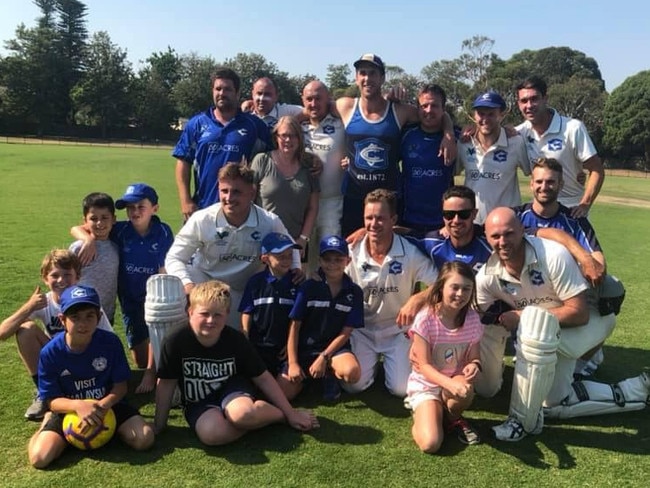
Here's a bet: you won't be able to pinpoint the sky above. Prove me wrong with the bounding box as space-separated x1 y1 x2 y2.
1 0 648 92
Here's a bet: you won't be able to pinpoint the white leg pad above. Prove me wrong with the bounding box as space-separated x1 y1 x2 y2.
544 372 649 418
145 275 188 369
510 306 560 433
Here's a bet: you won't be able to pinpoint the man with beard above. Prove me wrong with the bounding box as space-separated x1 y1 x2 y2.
515 76 604 218
172 68 271 220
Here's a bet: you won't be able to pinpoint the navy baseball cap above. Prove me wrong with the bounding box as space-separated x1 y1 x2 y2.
353 53 385 75
472 91 506 110
60 285 101 314
115 183 159 209
261 232 301 254
319 235 349 256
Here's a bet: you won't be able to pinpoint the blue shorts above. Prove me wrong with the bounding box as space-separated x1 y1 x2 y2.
254 345 285 377
122 306 149 348
183 376 257 431
41 401 140 438
280 345 351 379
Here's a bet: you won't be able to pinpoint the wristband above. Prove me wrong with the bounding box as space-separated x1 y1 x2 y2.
319 352 331 361
299 234 310 242
470 360 482 372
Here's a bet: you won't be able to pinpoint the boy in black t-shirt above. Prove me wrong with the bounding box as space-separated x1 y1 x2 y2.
154 280 318 445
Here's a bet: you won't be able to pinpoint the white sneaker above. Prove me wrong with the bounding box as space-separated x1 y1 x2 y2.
493 413 543 442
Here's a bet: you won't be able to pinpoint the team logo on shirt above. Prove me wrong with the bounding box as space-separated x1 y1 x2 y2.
251 231 261 241
499 279 517 295
493 150 508 163
527 136 535 144
547 138 563 151
215 228 229 240
354 139 389 171
150 243 159 253
361 262 372 272
467 147 476 156
92 357 108 372
529 269 545 286
237 128 249 136
444 348 454 363
469 169 501 181
323 125 335 135
412 167 444 178
388 261 403 274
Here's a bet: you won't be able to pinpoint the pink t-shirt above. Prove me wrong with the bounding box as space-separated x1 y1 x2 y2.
407 307 483 394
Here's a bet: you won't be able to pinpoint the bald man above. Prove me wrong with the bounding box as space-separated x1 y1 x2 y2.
475 207 647 441
251 77 303 128
300 80 346 271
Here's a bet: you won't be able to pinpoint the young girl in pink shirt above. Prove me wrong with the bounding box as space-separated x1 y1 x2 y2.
406 261 483 453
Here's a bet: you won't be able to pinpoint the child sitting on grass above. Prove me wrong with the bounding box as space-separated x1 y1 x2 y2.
28 285 153 469
154 280 318 446
239 232 302 375
0 250 113 421
279 235 363 401
406 261 483 453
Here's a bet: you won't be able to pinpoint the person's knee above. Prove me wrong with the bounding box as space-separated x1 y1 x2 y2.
129 426 155 451
474 373 502 398
15 321 38 343
414 432 443 454
29 449 53 469
195 425 229 446
336 362 361 384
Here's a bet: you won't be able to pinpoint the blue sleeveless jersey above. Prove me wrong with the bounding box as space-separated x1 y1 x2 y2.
343 99 402 199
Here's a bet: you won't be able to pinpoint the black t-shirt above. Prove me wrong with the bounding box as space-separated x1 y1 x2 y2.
158 325 267 405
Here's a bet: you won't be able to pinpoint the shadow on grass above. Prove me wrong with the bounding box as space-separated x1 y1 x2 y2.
470 344 650 469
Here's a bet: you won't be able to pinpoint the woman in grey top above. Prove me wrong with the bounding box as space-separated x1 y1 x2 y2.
250 116 320 261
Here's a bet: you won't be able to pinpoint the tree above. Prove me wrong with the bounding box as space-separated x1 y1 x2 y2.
548 77 606 146
458 35 495 90
71 31 133 138
289 73 317 97
55 0 88 123
421 58 471 110
223 52 299 104
487 46 605 91
325 63 351 91
603 70 650 169
171 53 215 118
133 47 181 138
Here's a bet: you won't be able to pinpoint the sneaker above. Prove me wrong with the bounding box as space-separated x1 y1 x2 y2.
322 374 341 402
449 417 481 445
24 393 47 421
492 413 543 442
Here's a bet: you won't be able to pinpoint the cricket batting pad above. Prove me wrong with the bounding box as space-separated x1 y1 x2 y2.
544 372 649 418
510 306 560 433
145 274 188 368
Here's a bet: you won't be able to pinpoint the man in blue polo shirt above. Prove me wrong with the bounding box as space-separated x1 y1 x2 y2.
239 232 302 376
400 84 457 237
173 67 271 220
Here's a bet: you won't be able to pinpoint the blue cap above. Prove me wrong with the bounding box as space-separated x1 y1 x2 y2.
60 285 101 314
319 235 349 256
472 91 506 110
353 53 385 74
261 232 301 254
115 183 158 209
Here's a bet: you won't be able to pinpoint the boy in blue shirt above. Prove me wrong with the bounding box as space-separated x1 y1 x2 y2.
280 235 363 401
28 285 153 469
72 183 174 393
239 232 301 376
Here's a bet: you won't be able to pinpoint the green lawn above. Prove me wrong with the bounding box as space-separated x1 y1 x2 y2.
0 143 649 487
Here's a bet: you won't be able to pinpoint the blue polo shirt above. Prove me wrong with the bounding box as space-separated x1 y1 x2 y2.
238 268 297 349
410 226 492 275
111 216 174 315
289 270 364 353
400 126 457 230
513 203 602 253
172 108 271 209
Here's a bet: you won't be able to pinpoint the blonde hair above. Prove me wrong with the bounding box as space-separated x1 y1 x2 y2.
40 249 81 279
189 280 231 310
272 116 306 161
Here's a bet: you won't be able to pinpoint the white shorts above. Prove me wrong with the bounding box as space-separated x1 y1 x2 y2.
405 389 442 411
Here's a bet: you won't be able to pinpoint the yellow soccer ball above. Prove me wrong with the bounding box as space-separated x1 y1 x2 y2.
62 401 117 450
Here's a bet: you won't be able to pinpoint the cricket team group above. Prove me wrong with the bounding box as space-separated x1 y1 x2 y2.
2 52 648 469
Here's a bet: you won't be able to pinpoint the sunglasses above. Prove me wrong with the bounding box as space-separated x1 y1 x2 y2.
442 209 473 220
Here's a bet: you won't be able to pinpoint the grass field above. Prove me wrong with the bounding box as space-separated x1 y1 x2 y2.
0 143 649 487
